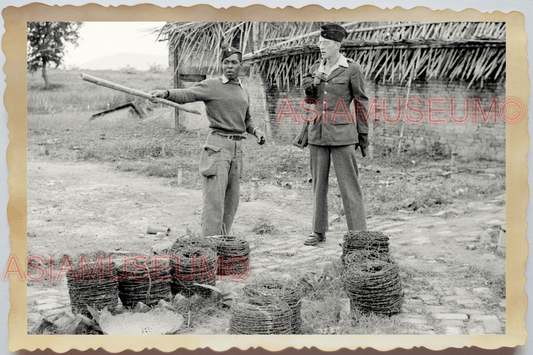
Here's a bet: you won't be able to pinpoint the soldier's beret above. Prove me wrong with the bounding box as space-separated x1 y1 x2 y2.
320 23 348 43
221 46 242 61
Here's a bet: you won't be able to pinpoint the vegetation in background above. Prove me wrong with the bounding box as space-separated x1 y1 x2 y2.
28 68 173 114
27 22 83 89
27 68 505 216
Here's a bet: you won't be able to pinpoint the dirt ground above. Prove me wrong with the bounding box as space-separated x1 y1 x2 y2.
27 160 314 256
26 158 506 335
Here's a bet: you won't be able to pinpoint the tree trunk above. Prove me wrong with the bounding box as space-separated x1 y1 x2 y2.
42 60 50 89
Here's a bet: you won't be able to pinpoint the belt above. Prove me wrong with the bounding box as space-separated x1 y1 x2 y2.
211 131 246 141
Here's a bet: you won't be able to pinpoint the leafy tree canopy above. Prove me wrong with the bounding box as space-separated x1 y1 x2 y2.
27 22 83 88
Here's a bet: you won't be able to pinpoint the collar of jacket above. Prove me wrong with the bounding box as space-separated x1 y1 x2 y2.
221 75 243 89
318 54 349 78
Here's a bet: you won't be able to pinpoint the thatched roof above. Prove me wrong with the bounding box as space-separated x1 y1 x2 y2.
156 22 323 72
157 22 505 88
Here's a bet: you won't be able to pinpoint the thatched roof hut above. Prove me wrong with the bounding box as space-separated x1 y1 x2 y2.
157 21 505 88
156 22 506 160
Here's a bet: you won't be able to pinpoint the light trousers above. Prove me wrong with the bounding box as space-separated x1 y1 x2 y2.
199 133 242 237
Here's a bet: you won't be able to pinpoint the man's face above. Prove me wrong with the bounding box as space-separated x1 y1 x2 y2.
222 53 242 80
317 36 340 61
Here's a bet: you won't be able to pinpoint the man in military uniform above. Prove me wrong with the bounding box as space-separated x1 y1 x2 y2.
151 46 266 237
301 23 369 246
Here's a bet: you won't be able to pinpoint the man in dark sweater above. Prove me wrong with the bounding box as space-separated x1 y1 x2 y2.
151 47 266 237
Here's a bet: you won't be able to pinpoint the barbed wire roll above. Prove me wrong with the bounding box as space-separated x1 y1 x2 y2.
243 277 303 334
216 236 250 276
342 259 403 316
341 231 390 265
230 300 292 335
168 237 217 254
169 246 218 297
66 256 119 317
117 256 172 309
343 249 391 267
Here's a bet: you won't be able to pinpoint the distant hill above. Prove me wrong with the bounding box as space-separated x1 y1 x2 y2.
78 52 169 71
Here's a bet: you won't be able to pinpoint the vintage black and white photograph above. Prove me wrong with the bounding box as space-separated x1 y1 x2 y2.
25 19 509 339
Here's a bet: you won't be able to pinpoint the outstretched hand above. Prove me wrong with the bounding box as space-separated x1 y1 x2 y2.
149 90 169 102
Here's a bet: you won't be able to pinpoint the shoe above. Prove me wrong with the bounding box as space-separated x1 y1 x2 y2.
304 232 326 246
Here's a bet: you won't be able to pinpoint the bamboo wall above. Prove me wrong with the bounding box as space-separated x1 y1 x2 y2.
176 73 505 163
266 78 505 161
170 46 505 162
369 79 505 161
257 43 505 90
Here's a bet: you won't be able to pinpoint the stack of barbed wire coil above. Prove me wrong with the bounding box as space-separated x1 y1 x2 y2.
342 258 403 316
243 278 303 334
341 230 390 265
343 249 392 267
216 236 250 276
229 300 292 335
168 237 217 254
117 256 172 308
66 257 119 317
168 244 218 297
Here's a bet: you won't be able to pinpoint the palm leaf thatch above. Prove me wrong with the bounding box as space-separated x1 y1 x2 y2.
156 22 325 74
156 21 505 88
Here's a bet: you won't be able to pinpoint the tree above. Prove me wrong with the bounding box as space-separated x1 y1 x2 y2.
27 22 83 89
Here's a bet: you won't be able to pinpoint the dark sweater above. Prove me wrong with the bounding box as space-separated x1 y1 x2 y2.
167 77 257 135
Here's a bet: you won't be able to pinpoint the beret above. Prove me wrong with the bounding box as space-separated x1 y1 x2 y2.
221 46 242 61
321 23 348 43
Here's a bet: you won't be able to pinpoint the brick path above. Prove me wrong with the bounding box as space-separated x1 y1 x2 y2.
28 195 505 335
245 197 505 335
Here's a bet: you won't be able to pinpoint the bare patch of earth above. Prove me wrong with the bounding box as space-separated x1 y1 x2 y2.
27 160 506 335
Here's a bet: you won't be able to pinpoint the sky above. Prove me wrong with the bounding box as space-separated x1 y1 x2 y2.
63 22 169 68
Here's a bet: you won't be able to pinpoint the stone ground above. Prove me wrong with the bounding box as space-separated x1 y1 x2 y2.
244 199 506 335
26 161 506 335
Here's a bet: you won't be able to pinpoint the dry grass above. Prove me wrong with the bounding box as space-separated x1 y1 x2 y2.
28 110 505 216
28 67 173 114
28 68 505 217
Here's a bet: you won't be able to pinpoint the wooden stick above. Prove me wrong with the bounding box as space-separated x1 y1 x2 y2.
80 73 201 115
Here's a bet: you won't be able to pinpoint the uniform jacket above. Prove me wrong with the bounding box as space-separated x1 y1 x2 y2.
303 56 369 146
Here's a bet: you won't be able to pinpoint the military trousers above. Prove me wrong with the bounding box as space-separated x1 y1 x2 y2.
199 133 243 237
309 144 367 234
